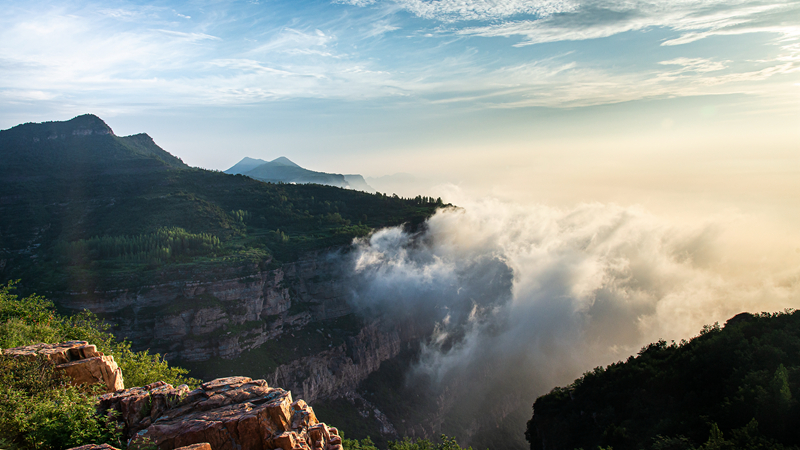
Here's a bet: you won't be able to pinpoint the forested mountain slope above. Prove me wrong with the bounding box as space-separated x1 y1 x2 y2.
0 114 441 294
527 310 800 450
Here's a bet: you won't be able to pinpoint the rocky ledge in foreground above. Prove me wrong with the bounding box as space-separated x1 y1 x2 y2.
2 340 124 392
97 376 343 450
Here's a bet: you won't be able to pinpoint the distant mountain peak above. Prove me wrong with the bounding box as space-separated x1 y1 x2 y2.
267 156 300 168
224 156 372 192
224 157 269 175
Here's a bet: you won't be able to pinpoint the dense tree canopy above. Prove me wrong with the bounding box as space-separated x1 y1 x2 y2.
527 311 800 450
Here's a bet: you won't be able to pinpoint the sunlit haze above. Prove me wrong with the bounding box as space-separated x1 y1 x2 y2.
2 0 800 388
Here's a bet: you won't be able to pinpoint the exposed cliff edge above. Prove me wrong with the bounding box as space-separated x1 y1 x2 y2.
7 341 344 450
3 340 124 393
56 255 351 363
99 377 343 450
51 253 429 408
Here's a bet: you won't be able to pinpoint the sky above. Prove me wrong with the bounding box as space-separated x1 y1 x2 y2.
1 0 799 269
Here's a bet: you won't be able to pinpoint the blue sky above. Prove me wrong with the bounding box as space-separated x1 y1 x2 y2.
1 0 798 212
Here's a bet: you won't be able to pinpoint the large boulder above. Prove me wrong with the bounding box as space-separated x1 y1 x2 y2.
98 377 342 450
2 340 124 392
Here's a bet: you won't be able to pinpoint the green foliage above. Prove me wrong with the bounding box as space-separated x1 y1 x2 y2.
388 435 473 450
340 434 474 450
527 311 800 450
0 281 200 449
342 436 380 450
0 121 444 295
0 355 122 450
55 227 221 265
0 281 198 388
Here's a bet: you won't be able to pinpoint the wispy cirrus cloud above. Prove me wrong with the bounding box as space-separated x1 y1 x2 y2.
456 1 799 46
388 0 578 22
659 58 729 73
1 0 798 116
340 0 800 47
155 29 220 42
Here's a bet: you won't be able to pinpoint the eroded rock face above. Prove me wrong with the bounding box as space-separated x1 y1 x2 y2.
269 321 403 403
2 340 124 392
98 376 342 450
56 256 351 362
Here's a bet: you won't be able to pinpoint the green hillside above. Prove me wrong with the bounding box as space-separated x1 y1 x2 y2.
527 311 800 450
0 115 443 293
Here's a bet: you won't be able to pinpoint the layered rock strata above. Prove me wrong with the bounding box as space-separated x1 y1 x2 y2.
98 376 342 450
57 257 350 362
268 322 403 403
2 340 124 392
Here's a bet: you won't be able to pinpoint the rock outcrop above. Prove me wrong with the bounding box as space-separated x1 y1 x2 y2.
268 321 404 403
98 376 342 450
56 256 350 362
2 340 124 392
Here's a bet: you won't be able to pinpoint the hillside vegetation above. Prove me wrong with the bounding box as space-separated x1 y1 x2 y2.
0 281 197 450
0 279 475 450
0 115 443 293
527 310 800 450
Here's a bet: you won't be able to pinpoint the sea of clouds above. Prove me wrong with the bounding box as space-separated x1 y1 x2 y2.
340 194 800 444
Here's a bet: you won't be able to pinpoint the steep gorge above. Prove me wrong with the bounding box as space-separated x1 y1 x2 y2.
52 253 427 407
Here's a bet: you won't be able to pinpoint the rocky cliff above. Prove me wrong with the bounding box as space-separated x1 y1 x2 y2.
52 254 425 408
98 377 343 450
3 340 124 393
56 255 351 362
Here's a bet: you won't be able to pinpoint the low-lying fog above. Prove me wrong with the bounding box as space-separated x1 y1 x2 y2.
338 188 800 444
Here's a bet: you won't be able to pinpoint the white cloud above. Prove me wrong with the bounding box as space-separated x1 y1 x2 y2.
155 29 221 42
345 196 800 434
1 0 796 112
659 58 728 73
462 2 798 46
334 0 377 6
390 0 578 22
209 59 294 75
342 0 800 47
0 89 59 101
248 28 335 54
365 21 401 38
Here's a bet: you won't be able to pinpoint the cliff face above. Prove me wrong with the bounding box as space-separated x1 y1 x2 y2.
269 322 404 404
98 377 345 450
50 253 444 443
52 253 424 408
56 255 351 362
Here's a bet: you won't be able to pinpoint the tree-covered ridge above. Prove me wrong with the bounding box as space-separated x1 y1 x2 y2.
0 115 443 293
55 227 222 265
526 311 800 450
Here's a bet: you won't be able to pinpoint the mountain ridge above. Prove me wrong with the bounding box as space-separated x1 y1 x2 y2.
0 114 439 294
225 156 374 192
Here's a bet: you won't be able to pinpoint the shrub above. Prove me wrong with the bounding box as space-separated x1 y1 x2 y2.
0 281 199 450
0 355 122 450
